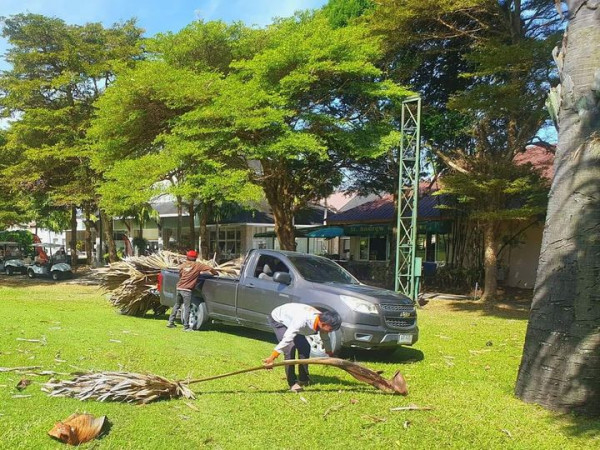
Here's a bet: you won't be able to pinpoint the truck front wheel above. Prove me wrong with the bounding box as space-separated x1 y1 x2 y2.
189 298 208 330
307 329 342 358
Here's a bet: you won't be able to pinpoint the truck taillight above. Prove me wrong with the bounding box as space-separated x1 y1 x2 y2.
157 273 163 293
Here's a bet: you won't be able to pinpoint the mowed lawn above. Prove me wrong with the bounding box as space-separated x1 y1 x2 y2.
0 279 598 449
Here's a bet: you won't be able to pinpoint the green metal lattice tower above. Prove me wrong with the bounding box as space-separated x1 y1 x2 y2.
394 97 421 300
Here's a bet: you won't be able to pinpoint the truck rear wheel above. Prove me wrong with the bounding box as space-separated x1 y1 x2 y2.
189 298 208 330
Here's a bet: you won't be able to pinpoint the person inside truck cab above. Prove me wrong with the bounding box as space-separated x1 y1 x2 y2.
258 263 273 280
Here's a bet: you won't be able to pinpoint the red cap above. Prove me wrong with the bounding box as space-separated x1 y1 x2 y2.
186 250 198 259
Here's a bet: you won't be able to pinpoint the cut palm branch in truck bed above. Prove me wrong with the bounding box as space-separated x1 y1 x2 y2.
42 358 408 404
95 251 242 316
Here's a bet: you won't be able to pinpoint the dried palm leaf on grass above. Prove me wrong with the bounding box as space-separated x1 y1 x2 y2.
95 251 241 316
42 358 407 404
48 413 107 445
43 371 194 404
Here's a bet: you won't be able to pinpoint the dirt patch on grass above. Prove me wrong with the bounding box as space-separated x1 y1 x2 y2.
0 267 100 288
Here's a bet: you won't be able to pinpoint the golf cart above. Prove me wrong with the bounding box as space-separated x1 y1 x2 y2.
0 241 28 275
27 243 73 281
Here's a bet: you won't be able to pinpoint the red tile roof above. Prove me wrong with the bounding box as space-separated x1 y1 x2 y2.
514 145 555 180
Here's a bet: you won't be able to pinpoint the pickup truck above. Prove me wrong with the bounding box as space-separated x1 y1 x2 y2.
159 249 419 356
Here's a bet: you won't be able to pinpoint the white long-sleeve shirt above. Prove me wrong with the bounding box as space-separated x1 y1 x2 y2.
271 303 331 354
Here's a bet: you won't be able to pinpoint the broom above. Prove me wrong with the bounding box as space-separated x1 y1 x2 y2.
42 358 408 404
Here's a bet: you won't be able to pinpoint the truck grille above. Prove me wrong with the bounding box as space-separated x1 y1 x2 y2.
380 303 416 329
385 318 416 328
380 304 414 313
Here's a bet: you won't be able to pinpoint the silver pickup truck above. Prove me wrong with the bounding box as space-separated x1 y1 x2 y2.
159 249 419 355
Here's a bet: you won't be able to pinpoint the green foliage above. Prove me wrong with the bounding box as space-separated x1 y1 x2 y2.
435 157 550 222
0 13 144 224
0 229 34 247
90 21 263 217
92 13 411 248
323 0 374 28
182 13 411 238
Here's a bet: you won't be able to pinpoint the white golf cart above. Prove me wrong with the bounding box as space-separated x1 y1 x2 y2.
0 241 28 275
27 243 73 281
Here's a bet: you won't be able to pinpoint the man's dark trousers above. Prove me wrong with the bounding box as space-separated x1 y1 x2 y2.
269 315 311 387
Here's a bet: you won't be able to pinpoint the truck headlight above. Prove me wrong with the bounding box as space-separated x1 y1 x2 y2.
340 295 378 315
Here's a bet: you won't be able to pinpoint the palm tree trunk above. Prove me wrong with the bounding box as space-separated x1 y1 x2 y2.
515 1 600 416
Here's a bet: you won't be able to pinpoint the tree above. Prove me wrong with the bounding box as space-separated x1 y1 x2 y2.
515 0 600 416
358 0 561 301
0 130 27 228
0 14 143 263
184 12 410 249
90 21 263 252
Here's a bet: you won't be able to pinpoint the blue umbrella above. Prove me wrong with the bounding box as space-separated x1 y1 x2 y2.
305 227 345 238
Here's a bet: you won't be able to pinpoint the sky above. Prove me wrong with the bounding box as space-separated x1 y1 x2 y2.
0 0 328 67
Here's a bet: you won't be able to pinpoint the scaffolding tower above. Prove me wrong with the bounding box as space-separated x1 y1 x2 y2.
394 97 422 300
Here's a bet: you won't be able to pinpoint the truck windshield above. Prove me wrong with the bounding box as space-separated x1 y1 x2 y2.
287 255 359 285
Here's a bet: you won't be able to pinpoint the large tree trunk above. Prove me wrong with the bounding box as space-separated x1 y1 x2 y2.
515 1 600 416
262 161 297 251
100 210 118 263
480 221 499 303
270 201 296 250
70 205 78 269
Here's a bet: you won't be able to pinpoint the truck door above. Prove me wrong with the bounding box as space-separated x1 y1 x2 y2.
236 255 297 329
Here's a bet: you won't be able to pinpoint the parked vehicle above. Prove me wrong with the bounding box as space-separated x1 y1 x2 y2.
0 241 28 275
159 249 419 356
27 243 73 281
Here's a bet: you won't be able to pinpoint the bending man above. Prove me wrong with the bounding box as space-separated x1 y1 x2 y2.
263 303 342 392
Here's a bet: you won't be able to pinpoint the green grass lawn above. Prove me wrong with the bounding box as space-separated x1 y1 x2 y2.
0 280 598 449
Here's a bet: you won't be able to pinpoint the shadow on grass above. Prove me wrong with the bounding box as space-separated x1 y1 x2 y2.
556 414 600 439
194 386 394 396
0 274 55 287
208 322 278 345
345 346 425 364
441 299 531 321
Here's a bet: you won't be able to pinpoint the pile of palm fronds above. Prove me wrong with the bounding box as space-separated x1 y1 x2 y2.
42 358 407 404
95 251 242 316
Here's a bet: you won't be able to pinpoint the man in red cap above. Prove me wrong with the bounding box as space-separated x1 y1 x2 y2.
167 250 217 331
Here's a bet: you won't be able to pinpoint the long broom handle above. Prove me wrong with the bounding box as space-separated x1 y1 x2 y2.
184 357 338 385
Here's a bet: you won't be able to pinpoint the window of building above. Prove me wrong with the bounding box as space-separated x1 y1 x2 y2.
209 228 241 258
358 236 388 261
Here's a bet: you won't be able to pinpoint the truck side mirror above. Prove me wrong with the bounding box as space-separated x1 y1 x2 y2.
273 272 291 285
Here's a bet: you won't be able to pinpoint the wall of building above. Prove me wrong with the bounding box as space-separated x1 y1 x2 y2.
500 223 543 289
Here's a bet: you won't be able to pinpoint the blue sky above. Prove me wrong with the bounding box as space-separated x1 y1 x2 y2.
1 0 328 68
